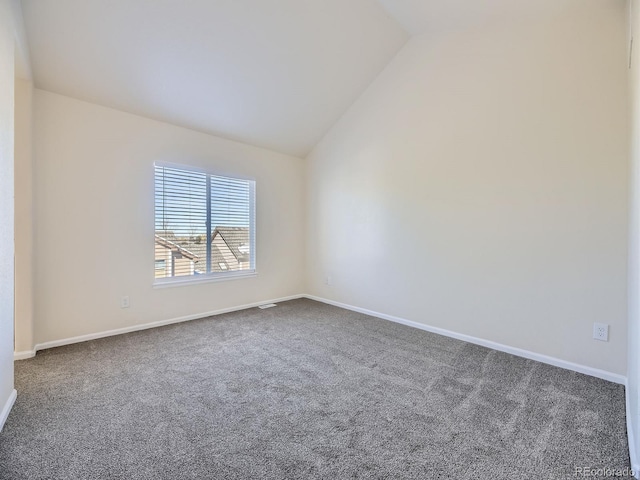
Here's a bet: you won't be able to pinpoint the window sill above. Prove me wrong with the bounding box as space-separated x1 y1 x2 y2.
153 271 257 289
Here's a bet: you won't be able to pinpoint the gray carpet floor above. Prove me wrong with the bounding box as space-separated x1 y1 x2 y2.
0 298 630 479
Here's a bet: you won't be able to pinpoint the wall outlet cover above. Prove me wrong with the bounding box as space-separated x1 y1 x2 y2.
593 323 609 342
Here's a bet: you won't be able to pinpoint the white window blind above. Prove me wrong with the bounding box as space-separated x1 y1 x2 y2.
154 163 256 283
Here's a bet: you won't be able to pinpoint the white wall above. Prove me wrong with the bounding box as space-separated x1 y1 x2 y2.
0 0 16 425
628 0 640 472
32 90 305 346
307 0 629 376
14 77 34 354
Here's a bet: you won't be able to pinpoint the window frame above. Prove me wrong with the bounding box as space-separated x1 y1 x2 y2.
153 161 257 288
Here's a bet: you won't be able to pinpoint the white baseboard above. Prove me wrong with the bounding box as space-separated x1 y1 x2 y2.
17 293 626 385
304 294 626 385
10 292 634 471
14 350 36 360
625 380 640 478
0 389 17 432
312 293 635 470
14 294 304 359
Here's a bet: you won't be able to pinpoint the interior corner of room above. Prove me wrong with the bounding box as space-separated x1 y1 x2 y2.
1 0 640 478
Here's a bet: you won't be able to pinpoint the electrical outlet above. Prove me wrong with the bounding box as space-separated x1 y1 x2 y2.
121 296 130 309
325 276 332 286
593 323 609 342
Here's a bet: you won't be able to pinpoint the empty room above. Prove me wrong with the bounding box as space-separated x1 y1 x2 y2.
1 0 639 478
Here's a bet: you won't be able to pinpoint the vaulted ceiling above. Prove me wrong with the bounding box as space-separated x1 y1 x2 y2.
20 0 408 157
20 0 575 157
376 0 576 36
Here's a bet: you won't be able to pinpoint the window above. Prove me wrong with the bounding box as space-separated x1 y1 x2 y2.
154 163 256 284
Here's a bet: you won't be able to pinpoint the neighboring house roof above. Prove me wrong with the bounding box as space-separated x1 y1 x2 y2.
210 244 230 272
155 230 177 240
155 226 250 272
176 241 230 273
154 234 199 261
212 227 250 263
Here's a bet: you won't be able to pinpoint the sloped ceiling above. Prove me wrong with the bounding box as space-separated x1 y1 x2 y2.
20 0 408 157
376 0 576 36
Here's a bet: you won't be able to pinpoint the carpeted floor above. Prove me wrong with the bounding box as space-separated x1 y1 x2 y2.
0 298 630 479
